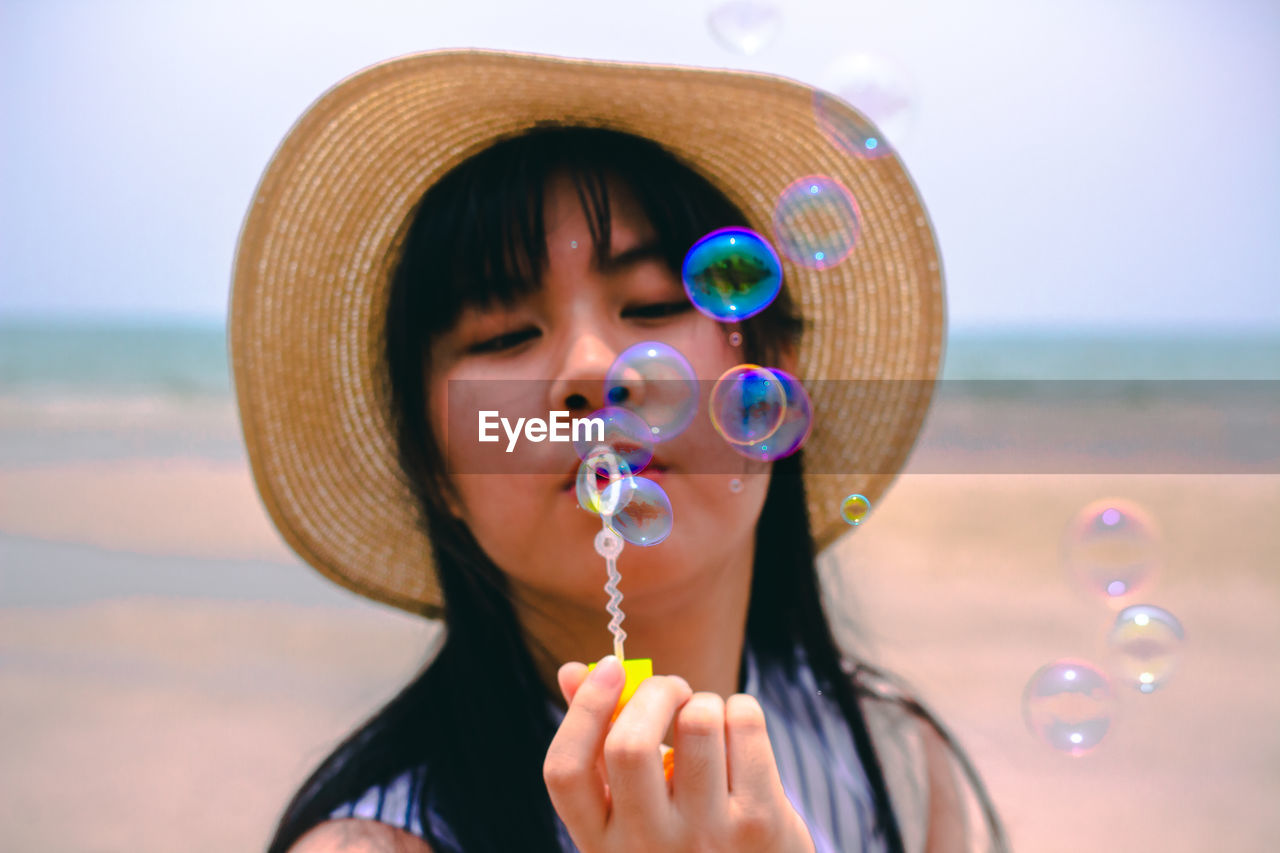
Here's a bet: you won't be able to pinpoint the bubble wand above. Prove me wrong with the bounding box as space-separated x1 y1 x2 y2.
581 448 676 781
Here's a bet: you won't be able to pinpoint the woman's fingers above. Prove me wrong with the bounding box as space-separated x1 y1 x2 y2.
603 673 692 829
557 661 589 705
724 693 784 805
544 656 627 839
557 661 611 808
671 692 730 819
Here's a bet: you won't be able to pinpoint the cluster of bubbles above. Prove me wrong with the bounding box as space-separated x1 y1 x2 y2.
707 3 915 158
574 226 830 546
1021 498 1187 756
575 446 673 547
686 230 816 466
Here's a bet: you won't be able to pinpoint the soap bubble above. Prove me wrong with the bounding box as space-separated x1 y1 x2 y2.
841 494 871 525
772 176 862 270
814 53 916 158
1107 605 1185 693
572 406 654 475
729 478 743 493
682 227 783 322
728 331 742 346
709 364 786 446
706 1 781 55
609 476 673 546
727 367 812 461
1062 498 1161 607
605 342 699 442
576 447 637 517
1022 660 1116 756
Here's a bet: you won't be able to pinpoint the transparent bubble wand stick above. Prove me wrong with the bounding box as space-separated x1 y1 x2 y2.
594 515 627 661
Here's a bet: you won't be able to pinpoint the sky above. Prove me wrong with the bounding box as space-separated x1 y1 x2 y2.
1 0 1277 332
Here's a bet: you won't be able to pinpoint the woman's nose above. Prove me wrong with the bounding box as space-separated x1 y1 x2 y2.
548 334 644 417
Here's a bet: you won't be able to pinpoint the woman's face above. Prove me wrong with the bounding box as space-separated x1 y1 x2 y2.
427 171 780 614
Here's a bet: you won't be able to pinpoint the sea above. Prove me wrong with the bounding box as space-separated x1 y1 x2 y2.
1 319 1277 606
3 319 1279 395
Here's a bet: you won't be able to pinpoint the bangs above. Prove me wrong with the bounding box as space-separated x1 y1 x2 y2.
396 127 628 341
391 125 757 345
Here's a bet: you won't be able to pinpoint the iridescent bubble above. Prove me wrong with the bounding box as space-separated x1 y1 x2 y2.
575 447 637 517
1107 605 1186 694
572 406 653 475
709 364 786 446
706 1 781 56
1062 498 1162 607
814 53 916 158
609 476 673 546
728 331 743 346
772 176 862 270
728 478 743 493
682 228 783 322
605 342 699 442
728 367 812 461
1022 660 1116 756
841 494 871 526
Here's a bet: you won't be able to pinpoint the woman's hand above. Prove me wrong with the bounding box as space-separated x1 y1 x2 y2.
544 655 816 853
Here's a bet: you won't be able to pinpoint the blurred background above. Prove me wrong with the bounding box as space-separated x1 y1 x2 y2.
2 1 1277 850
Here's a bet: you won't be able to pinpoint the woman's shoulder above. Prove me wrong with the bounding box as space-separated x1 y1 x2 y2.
323 764 464 852
287 818 437 852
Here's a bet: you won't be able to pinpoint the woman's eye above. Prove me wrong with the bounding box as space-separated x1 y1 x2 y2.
626 301 692 320
469 328 538 353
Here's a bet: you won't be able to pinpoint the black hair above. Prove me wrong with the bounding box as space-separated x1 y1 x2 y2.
265 125 1006 852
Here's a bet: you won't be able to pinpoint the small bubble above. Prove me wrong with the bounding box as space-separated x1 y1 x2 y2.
605 342 699 442
841 494 871 525
572 406 654 475
1022 659 1116 756
706 1 781 56
575 448 637 517
728 331 743 346
728 478 743 493
710 364 786 445
682 228 783 322
772 175 861 270
725 367 812 462
609 476 674 546
1062 497 1162 608
1107 604 1185 693
813 52 917 156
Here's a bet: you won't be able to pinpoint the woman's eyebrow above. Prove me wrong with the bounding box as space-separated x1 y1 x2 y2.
596 240 665 273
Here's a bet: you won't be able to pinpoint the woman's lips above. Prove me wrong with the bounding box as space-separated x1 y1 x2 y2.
560 462 668 492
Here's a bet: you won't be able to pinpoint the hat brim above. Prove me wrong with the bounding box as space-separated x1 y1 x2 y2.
229 48 945 617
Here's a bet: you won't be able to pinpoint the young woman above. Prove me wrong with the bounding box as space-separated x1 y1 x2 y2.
230 50 1006 852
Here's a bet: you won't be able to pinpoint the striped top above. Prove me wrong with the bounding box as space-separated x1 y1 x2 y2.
329 643 887 852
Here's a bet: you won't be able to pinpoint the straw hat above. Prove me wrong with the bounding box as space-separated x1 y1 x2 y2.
229 48 944 618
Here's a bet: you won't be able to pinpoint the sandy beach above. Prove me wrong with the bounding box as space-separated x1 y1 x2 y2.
1 392 1277 852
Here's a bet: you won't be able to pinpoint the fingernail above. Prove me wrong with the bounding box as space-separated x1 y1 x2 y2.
592 655 623 687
